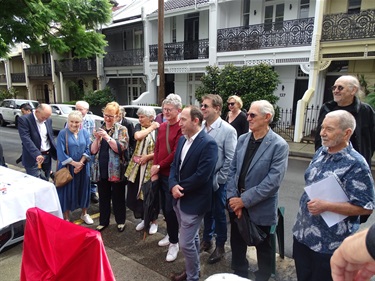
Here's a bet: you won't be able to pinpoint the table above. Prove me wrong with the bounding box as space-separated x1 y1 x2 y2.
0 166 62 252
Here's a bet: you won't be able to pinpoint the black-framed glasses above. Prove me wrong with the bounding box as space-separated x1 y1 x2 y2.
201 104 210 109
103 114 116 119
228 102 235 106
163 107 175 113
331 85 344 92
246 113 257 119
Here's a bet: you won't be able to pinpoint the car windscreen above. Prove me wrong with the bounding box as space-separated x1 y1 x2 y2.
59 105 75 114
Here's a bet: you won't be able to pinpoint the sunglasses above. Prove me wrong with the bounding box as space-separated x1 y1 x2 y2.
246 113 257 119
201 104 210 109
331 85 344 92
228 102 235 106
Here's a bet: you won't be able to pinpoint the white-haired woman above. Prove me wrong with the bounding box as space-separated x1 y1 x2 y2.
125 106 159 234
56 110 93 224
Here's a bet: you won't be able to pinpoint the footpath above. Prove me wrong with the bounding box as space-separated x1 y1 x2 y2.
0 141 373 281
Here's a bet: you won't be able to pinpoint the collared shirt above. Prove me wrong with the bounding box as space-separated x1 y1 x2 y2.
34 112 50 152
203 117 220 135
293 143 375 254
180 131 200 169
82 115 95 136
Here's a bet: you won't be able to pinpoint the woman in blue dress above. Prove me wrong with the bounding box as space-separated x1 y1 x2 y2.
56 110 93 224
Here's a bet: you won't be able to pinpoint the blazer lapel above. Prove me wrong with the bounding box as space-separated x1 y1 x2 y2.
180 132 203 171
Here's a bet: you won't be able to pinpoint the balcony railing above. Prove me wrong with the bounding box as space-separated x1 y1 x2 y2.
104 49 144 67
11 73 26 83
54 58 96 74
217 17 314 52
149 39 209 62
321 9 375 41
27 64 52 77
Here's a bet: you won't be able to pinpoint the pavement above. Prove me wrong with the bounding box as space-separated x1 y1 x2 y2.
0 141 374 281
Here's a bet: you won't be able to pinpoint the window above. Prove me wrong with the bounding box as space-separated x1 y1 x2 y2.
299 0 310 18
264 3 284 31
348 0 361 14
243 0 250 26
171 17 177 43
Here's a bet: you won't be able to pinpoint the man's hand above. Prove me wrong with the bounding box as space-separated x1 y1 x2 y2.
171 184 184 199
36 155 44 164
307 199 328 215
229 197 245 218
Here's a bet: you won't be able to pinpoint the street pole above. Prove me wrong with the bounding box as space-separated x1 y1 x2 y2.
157 0 165 105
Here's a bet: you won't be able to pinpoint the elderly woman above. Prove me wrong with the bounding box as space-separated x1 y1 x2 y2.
56 110 92 223
91 102 129 232
125 106 159 235
225 95 248 138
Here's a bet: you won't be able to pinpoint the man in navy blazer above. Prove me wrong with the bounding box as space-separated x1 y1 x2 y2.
169 105 218 281
227 100 289 281
18 103 57 180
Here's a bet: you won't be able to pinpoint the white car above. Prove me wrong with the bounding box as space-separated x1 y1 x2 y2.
50 104 103 132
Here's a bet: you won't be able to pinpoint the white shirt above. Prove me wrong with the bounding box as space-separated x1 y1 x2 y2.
34 112 50 152
180 131 200 170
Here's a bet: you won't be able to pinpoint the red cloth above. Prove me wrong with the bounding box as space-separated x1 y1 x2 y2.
20 207 115 281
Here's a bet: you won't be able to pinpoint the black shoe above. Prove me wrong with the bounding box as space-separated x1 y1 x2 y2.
91 193 99 203
170 270 187 281
200 240 212 252
117 224 125 232
207 246 225 264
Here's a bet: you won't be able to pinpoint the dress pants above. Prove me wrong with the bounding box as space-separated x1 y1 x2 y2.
229 212 272 281
293 237 333 281
160 175 179 244
25 154 52 181
203 183 227 246
97 179 126 225
174 200 203 281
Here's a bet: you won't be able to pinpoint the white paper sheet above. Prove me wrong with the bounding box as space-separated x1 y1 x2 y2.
304 174 349 227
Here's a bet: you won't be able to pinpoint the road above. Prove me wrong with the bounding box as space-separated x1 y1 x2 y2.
1 125 375 259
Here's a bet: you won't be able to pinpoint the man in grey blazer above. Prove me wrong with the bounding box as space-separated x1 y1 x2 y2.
200 94 237 264
227 100 289 281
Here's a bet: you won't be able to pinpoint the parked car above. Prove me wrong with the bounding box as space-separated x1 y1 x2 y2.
0 99 39 127
121 105 162 126
50 104 103 132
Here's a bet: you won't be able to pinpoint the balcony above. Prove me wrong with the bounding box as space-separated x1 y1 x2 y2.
27 64 52 78
217 17 314 52
149 39 209 62
11 73 26 83
54 58 96 75
321 9 375 41
104 49 144 67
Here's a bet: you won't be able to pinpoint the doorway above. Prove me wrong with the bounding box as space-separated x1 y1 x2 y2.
184 13 199 60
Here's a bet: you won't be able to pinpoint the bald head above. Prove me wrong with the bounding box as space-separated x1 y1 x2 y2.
35 103 52 122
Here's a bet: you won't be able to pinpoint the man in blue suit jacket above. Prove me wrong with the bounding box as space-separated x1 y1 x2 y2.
18 104 57 180
169 105 218 281
227 100 289 281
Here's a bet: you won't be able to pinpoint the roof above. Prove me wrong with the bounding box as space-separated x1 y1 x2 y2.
164 0 209 11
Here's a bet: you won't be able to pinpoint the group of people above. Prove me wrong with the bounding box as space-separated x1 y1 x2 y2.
14 74 375 281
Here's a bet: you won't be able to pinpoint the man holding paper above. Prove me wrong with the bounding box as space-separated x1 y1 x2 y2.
293 110 375 281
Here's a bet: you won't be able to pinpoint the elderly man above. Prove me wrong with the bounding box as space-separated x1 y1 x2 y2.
18 103 57 180
200 94 237 264
293 110 375 281
169 105 218 281
315 75 375 167
75 100 98 203
227 100 289 281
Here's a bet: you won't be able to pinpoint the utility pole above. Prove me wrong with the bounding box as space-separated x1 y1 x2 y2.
157 0 165 105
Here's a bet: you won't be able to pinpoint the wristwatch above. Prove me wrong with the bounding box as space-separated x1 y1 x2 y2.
107 138 112 143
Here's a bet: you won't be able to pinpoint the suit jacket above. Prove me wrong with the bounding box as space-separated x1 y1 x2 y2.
227 129 289 226
18 113 57 167
169 130 218 216
203 117 237 191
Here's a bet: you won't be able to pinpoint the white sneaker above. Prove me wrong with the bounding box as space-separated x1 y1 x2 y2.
136 220 144 231
158 234 170 247
149 223 158 235
166 243 179 262
80 214 93 225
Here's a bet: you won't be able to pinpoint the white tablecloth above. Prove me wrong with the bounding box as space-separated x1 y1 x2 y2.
0 166 63 229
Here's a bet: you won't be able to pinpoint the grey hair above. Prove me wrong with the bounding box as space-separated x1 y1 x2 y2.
137 106 156 119
162 93 182 109
251 100 275 123
76 100 90 109
338 75 362 96
68 110 83 122
325 110 356 134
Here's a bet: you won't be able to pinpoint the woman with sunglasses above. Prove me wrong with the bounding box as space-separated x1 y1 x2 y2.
91 102 129 232
226 95 249 138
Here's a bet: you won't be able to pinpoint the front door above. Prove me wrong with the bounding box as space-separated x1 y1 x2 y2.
184 13 199 60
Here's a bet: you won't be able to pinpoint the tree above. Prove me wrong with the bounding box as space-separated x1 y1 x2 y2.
195 64 280 119
0 0 112 58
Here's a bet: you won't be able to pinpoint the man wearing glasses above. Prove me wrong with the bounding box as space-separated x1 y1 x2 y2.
314 75 375 167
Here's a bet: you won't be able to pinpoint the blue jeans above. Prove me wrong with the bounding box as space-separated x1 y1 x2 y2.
203 183 227 247
25 154 52 181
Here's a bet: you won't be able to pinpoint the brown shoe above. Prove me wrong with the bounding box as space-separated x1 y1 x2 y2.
200 240 212 252
170 270 187 281
207 246 225 264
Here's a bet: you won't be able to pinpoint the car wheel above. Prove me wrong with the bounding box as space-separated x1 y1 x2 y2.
15 116 19 128
0 115 7 127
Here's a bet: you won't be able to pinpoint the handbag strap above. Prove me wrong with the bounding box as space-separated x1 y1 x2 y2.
166 123 171 154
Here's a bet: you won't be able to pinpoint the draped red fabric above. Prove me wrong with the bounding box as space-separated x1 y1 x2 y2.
20 207 115 281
